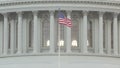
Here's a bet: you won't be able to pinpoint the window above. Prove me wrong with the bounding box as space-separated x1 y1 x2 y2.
59 40 64 46
72 40 77 47
46 40 50 46
41 12 50 47
71 12 80 48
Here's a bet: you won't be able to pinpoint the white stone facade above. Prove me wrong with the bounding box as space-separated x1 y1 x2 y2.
0 0 120 68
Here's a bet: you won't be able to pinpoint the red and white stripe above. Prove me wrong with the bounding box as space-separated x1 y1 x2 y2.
58 18 72 27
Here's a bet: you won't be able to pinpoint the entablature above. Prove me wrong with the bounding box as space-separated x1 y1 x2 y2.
0 0 119 13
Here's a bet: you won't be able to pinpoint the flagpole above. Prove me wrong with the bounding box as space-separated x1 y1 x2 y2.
58 23 61 68
58 8 61 68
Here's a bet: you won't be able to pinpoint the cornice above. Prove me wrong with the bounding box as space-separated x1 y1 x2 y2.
0 0 120 7
0 0 119 13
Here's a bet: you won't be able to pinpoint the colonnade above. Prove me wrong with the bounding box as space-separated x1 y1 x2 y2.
0 10 119 56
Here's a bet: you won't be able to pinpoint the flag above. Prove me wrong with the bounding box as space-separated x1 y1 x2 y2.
58 12 72 27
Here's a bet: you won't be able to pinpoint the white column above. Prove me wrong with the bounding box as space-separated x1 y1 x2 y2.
91 19 99 53
33 11 38 53
17 12 23 54
3 13 9 55
118 20 120 54
26 19 30 52
99 12 104 54
39 18 42 52
82 11 88 53
23 18 27 53
113 13 119 55
94 19 99 53
50 11 55 53
10 19 15 54
0 21 3 55
14 20 17 53
105 20 108 53
107 20 112 54
79 17 83 52
91 19 95 53
66 11 72 53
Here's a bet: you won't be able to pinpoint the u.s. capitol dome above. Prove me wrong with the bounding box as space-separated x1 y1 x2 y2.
0 0 120 68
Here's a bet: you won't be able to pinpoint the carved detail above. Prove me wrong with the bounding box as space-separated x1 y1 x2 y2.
0 0 119 7
40 12 49 23
71 12 80 23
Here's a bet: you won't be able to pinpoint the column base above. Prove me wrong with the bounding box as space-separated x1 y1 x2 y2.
66 51 72 53
3 53 7 56
10 52 14 55
23 51 27 54
16 51 22 55
113 52 118 56
33 51 38 54
83 51 88 54
99 51 105 55
49 50 55 54
107 52 111 55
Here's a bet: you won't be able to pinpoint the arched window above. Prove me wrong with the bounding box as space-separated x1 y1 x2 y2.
71 11 81 46
71 11 80 51
41 12 50 47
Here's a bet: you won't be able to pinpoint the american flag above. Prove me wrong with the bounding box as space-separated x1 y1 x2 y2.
58 12 72 27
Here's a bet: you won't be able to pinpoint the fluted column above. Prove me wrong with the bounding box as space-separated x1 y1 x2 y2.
66 11 72 53
23 18 27 53
91 19 95 53
104 19 112 54
94 19 99 53
119 20 120 54
79 17 83 52
33 11 39 53
10 19 16 54
3 13 9 55
82 11 88 53
26 19 30 52
0 21 3 55
17 12 23 54
91 19 99 53
39 17 42 52
105 20 108 53
113 12 119 55
99 12 104 54
50 11 55 53
107 20 112 54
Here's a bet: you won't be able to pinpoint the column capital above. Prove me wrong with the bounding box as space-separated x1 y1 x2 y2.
32 11 38 15
49 10 55 15
99 12 105 16
1 12 8 16
113 12 119 18
16 11 22 15
49 10 55 13
17 12 23 17
105 19 112 24
66 10 72 14
83 11 89 15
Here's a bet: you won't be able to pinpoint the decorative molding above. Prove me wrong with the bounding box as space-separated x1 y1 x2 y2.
0 1 118 15
0 0 120 7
